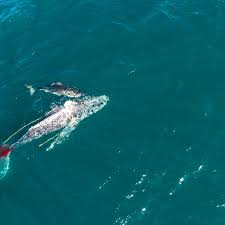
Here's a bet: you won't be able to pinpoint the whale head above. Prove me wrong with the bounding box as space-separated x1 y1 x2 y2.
78 95 109 119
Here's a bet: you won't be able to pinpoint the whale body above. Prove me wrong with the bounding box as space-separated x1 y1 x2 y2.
39 82 84 98
13 95 109 147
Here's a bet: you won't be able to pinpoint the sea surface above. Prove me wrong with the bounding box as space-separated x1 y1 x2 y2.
1 0 225 224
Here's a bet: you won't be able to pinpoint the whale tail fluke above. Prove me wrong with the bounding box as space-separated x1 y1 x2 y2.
0 145 13 158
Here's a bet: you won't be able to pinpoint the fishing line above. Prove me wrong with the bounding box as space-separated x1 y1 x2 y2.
3 116 44 144
39 134 59 147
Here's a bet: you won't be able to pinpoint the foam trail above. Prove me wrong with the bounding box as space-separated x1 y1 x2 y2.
3 116 43 144
0 155 10 180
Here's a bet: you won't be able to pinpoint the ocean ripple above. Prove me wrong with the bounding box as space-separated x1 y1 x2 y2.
0 0 34 23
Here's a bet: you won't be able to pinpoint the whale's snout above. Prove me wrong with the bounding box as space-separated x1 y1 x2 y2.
83 95 109 116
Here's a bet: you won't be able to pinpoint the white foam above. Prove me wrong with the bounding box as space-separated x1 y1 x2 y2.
185 146 192 152
179 176 185 185
98 176 112 190
198 165 203 172
217 204 225 208
126 193 134 199
136 174 147 186
141 208 146 212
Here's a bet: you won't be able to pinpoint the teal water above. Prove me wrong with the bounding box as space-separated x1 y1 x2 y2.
1 0 225 224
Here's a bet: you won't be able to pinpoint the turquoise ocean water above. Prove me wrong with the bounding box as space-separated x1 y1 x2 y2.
1 0 225 224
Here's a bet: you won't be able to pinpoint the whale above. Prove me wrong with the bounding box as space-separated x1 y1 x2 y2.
14 95 109 147
39 82 84 98
0 95 109 157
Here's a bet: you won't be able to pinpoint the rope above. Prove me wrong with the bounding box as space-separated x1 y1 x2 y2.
3 116 43 144
39 134 59 147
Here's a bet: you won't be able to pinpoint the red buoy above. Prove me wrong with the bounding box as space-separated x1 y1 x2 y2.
0 145 13 158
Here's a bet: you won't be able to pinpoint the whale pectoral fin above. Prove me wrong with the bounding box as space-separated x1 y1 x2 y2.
45 123 78 151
